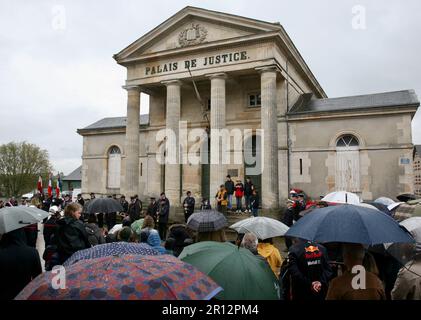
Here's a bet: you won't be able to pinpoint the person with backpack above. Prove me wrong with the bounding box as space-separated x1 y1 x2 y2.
234 180 244 214
85 214 106 246
56 203 91 264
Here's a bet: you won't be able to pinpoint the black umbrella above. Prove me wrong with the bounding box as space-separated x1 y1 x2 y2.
84 198 123 214
285 205 414 245
186 209 227 232
366 202 391 216
396 193 417 202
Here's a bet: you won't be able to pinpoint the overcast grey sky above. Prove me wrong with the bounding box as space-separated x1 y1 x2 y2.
1 0 420 175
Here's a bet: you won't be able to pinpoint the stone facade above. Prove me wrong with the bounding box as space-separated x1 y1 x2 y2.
414 146 421 197
77 6 420 207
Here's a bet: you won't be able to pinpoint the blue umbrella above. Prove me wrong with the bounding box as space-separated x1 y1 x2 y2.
63 242 162 266
285 205 414 245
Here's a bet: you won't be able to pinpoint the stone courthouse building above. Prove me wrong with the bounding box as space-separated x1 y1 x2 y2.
78 6 420 209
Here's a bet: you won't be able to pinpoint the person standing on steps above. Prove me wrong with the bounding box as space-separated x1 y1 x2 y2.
224 175 235 211
244 177 254 213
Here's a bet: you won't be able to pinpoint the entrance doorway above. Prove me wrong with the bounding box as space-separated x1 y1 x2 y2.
244 134 262 204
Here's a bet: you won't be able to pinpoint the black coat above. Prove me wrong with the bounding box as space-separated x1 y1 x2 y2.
244 182 254 196
147 201 159 221
120 199 129 213
0 229 42 300
250 194 259 209
43 216 59 247
56 216 91 263
85 223 106 246
158 198 170 224
182 196 195 214
128 199 142 222
288 241 333 301
224 180 235 195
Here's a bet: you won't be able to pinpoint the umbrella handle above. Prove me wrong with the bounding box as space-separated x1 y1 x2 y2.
19 221 33 225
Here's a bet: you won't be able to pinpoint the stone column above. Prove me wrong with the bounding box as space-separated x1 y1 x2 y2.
260 67 279 209
124 85 141 197
163 80 181 206
208 73 227 199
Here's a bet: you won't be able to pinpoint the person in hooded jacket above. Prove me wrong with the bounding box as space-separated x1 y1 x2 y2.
258 238 283 278
85 213 106 246
56 202 91 263
0 228 42 300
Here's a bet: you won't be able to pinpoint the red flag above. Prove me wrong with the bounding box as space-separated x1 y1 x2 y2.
47 175 52 197
37 176 43 193
55 176 61 198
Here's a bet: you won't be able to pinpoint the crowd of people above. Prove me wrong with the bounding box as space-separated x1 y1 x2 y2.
1 181 421 301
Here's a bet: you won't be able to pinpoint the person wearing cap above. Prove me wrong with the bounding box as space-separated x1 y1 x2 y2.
182 191 195 223
76 194 85 207
43 206 61 247
128 194 142 223
146 197 159 223
282 189 306 249
224 175 235 211
215 185 228 215
119 195 129 213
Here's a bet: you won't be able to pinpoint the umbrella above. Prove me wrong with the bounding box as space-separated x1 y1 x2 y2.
366 202 392 215
374 197 396 206
187 209 227 232
84 198 123 214
285 204 414 245
383 217 421 265
230 217 289 240
63 242 161 266
0 206 49 234
16 254 222 300
179 241 279 300
396 193 417 202
393 203 421 222
354 202 381 212
321 191 360 205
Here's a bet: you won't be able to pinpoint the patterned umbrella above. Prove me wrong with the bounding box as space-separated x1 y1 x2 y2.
16 254 223 300
187 210 227 232
63 242 161 266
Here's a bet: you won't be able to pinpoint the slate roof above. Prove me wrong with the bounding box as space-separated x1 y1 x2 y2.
289 90 419 115
63 166 82 181
79 114 149 131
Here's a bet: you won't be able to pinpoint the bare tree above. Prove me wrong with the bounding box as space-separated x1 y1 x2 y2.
0 142 52 197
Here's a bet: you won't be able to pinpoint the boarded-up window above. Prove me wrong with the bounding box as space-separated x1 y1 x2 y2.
108 146 121 189
335 135 360 192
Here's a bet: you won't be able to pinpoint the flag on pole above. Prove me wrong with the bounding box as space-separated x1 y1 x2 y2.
56 173 62 198
37 176 43 194
47 174 52 197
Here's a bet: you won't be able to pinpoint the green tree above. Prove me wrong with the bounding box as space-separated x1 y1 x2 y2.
0 142 52 197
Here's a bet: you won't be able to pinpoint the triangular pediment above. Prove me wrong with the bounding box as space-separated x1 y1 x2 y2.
115 6 282 62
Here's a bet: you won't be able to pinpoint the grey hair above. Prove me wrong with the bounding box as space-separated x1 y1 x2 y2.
241 232 258 252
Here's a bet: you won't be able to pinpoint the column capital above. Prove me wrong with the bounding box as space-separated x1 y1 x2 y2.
161 79 182 87
206 72 227 80
255 65 281 74
122 85 142 93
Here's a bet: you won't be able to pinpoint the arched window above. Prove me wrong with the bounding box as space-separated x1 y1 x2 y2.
107 146 121 189
335 134 360 192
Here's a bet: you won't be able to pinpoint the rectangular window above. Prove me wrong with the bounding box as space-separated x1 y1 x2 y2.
248 93 261 107
140 163 143 176
299 159 303 175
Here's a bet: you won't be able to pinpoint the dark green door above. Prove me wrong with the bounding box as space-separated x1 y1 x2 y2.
201 137 210 201
244 135 262 205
